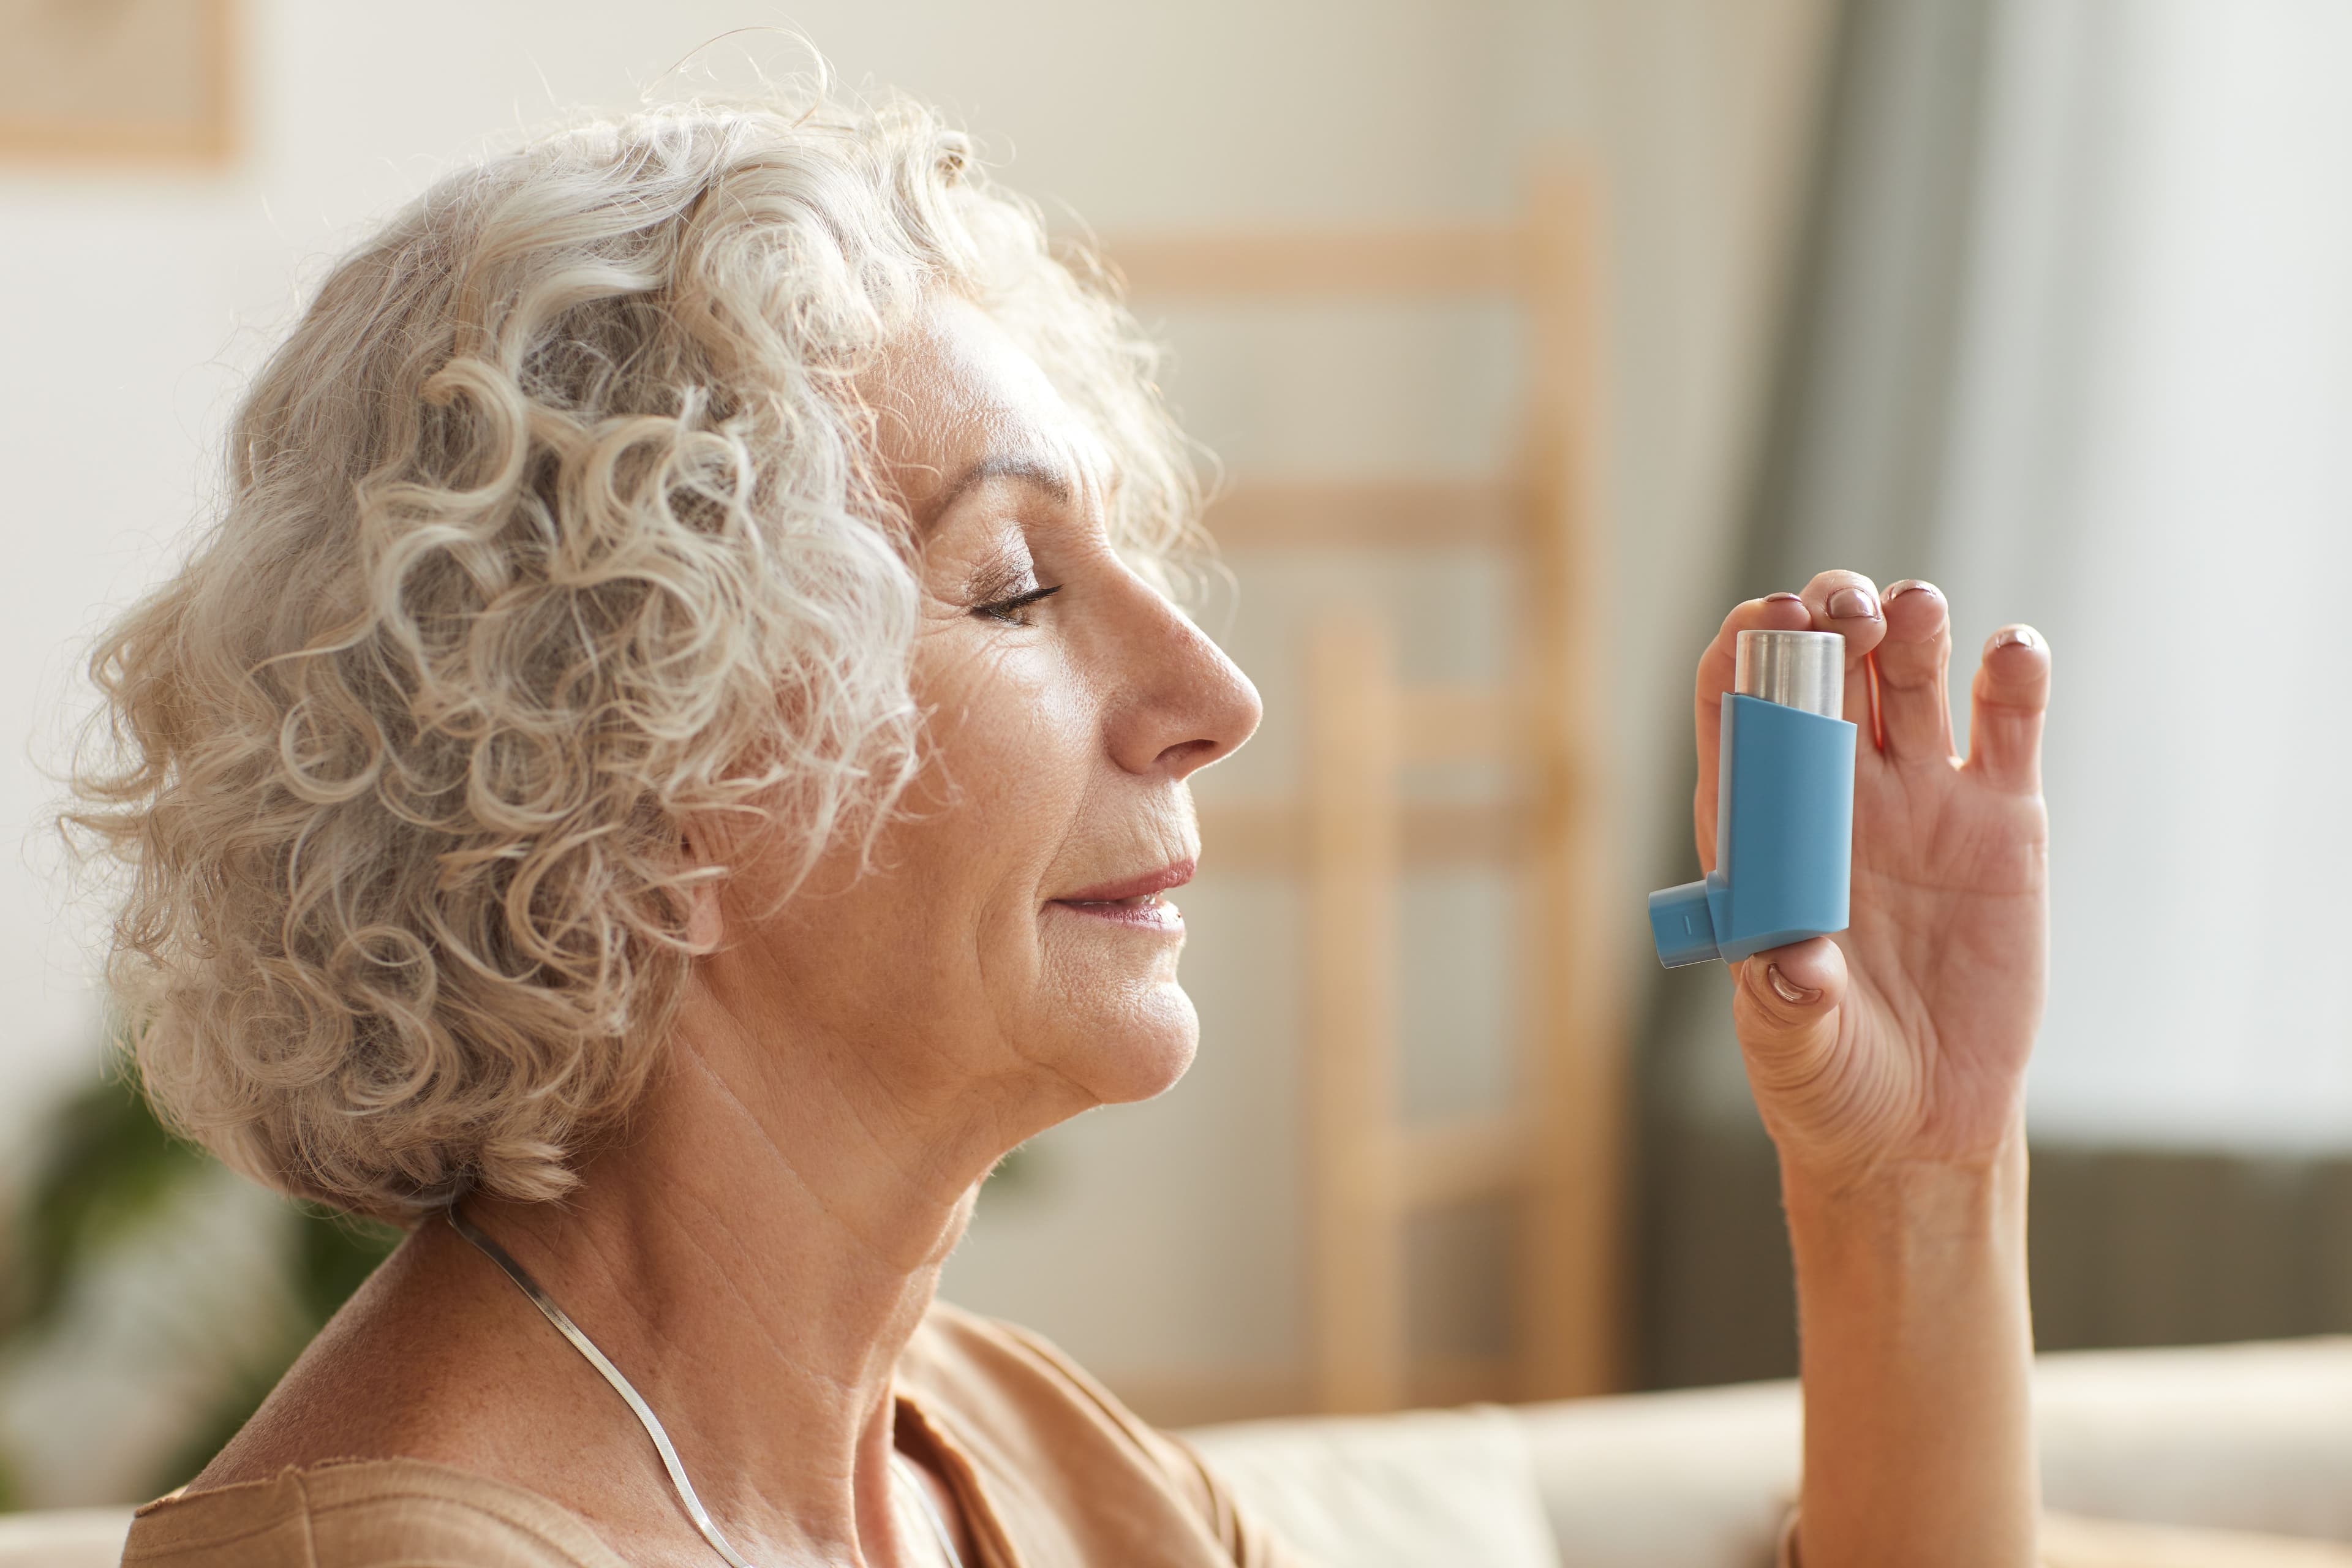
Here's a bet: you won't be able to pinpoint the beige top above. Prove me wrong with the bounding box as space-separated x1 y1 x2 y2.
121 1303 1310 1568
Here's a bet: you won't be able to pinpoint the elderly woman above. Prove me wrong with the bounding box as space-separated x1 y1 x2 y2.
83 89 2051 1568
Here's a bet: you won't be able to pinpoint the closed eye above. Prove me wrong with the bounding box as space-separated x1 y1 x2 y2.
973 584 1062 626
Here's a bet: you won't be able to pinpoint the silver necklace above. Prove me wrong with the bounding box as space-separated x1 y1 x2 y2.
443 1207 964 1567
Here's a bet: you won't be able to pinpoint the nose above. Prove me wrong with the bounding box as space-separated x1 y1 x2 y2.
1104 577 1262 781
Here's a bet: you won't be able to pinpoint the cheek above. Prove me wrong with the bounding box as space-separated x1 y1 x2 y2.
909 631 1094 965
918 632 1095 844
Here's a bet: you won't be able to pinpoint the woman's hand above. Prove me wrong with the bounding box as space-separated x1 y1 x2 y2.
1693 571 2051 1180
1692 571 2051 1568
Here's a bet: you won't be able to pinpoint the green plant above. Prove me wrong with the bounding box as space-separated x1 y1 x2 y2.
10 1067 211 1336
2 1068 399 1498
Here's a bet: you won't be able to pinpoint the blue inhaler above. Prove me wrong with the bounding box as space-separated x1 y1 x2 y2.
1649 630 1855 968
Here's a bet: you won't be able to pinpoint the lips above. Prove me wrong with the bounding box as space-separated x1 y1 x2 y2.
1055 858 1196 904
1049 858 1194 932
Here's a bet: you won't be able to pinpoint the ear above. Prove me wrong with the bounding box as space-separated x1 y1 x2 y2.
678 818 727 951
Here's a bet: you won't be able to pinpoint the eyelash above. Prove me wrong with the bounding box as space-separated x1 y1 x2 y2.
972 584 1062 627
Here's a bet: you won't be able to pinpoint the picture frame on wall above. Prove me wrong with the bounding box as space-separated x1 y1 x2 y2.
0 0 238 164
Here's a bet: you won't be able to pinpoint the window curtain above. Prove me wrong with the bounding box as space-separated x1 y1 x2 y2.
1635 0 2352 1387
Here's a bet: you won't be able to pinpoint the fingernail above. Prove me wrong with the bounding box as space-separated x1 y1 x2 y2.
1764 592 1805 605
1766 963 1822 1006
1828 587 1880 620
1990 626 2042 652
1885 579 1942 602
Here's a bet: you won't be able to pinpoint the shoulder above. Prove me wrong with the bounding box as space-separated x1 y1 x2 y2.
121 1457 628 1568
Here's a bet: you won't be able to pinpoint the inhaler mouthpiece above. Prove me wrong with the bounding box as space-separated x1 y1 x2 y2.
1648 630 1855 968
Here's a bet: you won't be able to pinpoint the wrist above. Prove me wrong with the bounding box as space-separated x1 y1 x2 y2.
1781 1123 2029 1327
1781 1120 2038 1568
1778 1115 2029 1213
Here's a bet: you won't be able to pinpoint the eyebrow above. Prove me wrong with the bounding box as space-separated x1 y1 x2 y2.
922 452 1076 532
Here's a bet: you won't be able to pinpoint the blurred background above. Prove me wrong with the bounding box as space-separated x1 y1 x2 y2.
3 0 2350 1513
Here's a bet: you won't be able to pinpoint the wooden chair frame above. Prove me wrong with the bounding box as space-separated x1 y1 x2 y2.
1105 160 1628 1411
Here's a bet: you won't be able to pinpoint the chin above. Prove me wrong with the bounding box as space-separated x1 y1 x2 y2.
1064 984 1200 1106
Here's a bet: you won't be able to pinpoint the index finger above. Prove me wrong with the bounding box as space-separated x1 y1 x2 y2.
1796 568 1890 730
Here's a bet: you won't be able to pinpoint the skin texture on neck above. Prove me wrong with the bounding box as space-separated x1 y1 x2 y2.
189 293 1262 1567
439 1000 1004 1566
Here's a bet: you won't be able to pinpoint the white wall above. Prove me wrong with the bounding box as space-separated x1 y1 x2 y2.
0 0 1822 1422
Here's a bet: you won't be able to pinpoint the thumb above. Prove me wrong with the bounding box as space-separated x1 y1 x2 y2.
1728 937 1847 1099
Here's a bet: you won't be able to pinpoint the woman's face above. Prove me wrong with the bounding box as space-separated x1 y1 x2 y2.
703 296 1260 1157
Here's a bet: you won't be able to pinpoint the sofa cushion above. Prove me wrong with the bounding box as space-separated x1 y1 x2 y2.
1507 1338 2352 1567
2034 1338 2352 1542
1185 1404 1560 1568
2042 1513 2352 1567
0 1506 135 1568
1515 1378 1800 1568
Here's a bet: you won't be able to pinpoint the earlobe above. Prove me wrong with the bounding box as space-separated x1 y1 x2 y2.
677 821 728 951
685 882 725 951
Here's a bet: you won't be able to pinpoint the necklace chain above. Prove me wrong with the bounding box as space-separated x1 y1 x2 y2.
443 1207 963 1567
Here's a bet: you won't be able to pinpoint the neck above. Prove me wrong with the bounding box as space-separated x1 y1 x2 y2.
450 970 1058 1563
